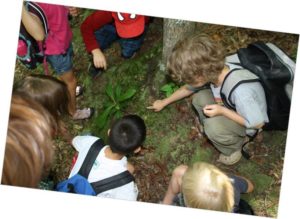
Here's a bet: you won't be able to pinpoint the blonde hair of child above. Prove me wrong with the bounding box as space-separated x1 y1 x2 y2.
1 94 56 187
167 34 225 85
182 162 234 212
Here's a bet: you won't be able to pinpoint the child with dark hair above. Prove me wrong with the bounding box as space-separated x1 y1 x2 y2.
69 115 146 200
148 34 268 165
1 94 56 188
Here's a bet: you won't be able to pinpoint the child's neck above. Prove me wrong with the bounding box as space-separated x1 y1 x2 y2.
215 65 230 87
104 146 124 160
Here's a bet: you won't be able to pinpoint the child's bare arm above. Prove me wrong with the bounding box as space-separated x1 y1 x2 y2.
127 162 135 174
162 165 188 204
21 5 45 41
147 85 194 112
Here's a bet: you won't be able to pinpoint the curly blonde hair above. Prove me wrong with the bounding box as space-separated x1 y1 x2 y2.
167 34 225 85
182 162 234 212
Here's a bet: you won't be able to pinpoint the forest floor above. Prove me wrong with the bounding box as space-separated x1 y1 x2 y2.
14 11 299 218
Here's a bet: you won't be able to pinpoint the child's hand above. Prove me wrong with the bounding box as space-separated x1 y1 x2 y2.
203 104 224 117
92 49 107 69
147 100 166 112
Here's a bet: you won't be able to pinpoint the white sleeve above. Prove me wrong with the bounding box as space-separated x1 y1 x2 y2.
72 135 101 152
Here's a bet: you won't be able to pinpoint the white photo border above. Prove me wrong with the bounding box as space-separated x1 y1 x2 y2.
0 0 299 218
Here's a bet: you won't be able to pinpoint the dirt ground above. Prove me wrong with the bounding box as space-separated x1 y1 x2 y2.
13 11 298 218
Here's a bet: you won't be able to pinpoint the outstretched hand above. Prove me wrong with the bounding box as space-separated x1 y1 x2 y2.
203 104 224 117
147 100 166 112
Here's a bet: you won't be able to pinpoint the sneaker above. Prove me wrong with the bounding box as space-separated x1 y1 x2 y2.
72 108 94 120
88 63 104 79
76 85 83 97
217 150 242 165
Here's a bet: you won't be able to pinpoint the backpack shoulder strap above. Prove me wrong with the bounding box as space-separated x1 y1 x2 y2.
220 68 260 110
91 170 134 195
78 138 106 178
26 2 49 35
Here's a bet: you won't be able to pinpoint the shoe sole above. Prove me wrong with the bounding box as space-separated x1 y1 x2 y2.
217 152 242 165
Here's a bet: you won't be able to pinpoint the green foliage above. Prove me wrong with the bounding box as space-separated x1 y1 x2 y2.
251 173 274 194
290 46 298 62
95 82 136 130
190 146 213 164
160 82 179 97
81 9 94 21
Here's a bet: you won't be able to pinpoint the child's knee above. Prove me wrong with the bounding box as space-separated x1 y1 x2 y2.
192 89 214 108
172 165 188 179
120 39 143 58
192 93 203 108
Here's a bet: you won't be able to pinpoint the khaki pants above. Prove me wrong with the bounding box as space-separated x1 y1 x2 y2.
192 89 246 156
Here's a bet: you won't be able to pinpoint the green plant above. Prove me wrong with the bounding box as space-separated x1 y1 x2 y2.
160 82 179 97
95 83 136 130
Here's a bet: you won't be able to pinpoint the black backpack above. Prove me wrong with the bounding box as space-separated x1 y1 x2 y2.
225 41 295 131
56 139 135 195
17 2 48 69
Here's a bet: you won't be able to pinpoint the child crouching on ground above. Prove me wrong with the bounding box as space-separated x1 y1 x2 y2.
148 34 268 165
69 115 146 200
162 162 254 213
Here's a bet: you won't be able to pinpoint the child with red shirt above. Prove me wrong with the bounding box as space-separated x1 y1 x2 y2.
81 10 150 77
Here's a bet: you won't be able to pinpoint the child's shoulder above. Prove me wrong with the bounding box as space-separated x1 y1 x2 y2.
72 135 102 148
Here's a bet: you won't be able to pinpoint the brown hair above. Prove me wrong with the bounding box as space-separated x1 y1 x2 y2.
167 34 225 84
182 162 234 212
1 94 56 188
14 74 70 122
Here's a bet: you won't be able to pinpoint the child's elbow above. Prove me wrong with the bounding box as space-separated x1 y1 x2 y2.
34 33 45 41
247 180 254 193
255 122 265 129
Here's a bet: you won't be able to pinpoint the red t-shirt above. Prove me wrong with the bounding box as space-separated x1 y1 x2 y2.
80 10 149 53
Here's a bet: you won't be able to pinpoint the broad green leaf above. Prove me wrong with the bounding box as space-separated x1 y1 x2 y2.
160 84 172 92
166 90 173 97
106 83 115 103
115 110 123 119
115 85 122 100
118 88 136 102
95 105 114 129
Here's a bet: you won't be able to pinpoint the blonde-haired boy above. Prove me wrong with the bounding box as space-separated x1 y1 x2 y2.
148 34 268 165
162 162 254 213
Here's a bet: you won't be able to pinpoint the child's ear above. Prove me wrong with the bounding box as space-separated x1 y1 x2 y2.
107 129 111 136
134 146 141 154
